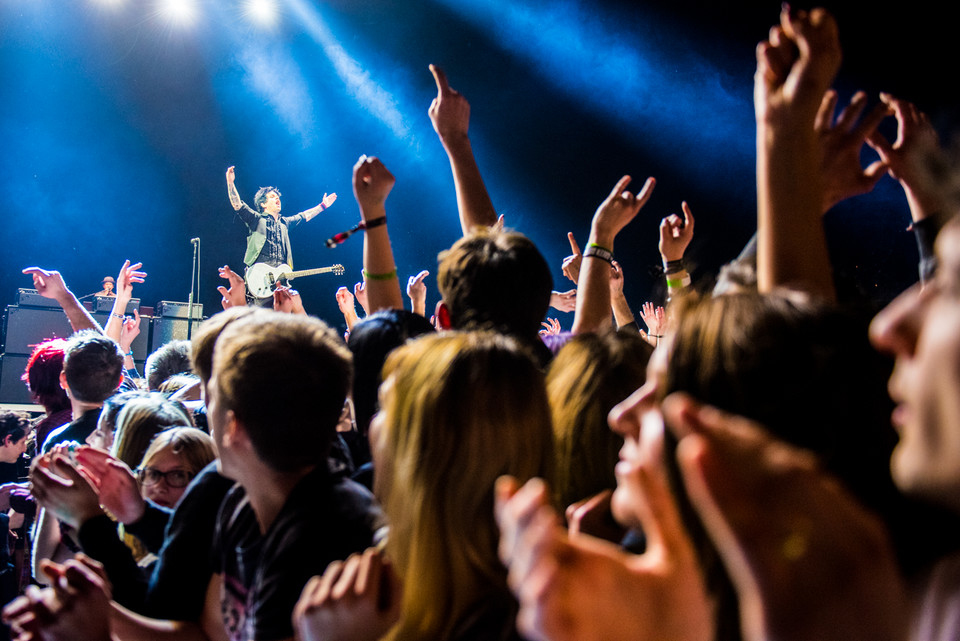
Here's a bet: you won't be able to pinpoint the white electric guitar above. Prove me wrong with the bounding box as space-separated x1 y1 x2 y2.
245 263 345 299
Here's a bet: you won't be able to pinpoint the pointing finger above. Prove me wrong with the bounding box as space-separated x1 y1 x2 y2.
567 232 581 257
429 64 451 95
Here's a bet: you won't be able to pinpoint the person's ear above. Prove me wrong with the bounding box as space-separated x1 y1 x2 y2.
436 301 452 330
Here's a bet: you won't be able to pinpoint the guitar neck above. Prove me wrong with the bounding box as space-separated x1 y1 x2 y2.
285 266 340 279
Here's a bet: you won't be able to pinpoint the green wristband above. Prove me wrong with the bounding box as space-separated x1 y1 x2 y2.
362 268 398 281
586 242 613 254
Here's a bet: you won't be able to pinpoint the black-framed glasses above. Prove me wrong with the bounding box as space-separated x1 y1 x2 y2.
137 467 194 488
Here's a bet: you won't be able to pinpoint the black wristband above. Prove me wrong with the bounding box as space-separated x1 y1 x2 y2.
583 246 614 265
663 258 685 274
360 216 387 231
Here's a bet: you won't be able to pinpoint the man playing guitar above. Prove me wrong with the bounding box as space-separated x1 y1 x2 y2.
225 165 337 304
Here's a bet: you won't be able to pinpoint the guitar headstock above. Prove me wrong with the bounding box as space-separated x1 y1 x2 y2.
332 264 345 276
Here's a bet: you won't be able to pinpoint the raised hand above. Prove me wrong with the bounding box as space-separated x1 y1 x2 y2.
116 260 146 300
274 285 306 315
591 175 656 247
217 265 247 310
866 93 946 223
352 155 395 216
663 393 907 641
754 7 841 126
322 192 338 209
539 318 561 337
406 270 429 316
755 7 841 300
562 232 583 284
336 287 356 316
608 261 624 296
549 289 577 313
119 309 141 353
428 64 470 144
226 166 243 210
294 548 402 641
816 91 890 212
573 175 655 335
353 281 369 316
659 202 695 263
22 267 70 301
638 302 666 338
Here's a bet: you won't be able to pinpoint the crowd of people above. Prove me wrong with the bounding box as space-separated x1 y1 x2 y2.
0 6 958 641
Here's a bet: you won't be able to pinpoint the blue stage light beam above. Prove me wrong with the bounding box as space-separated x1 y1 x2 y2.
429 0 755 185
233 42 319 147
284 0 411 141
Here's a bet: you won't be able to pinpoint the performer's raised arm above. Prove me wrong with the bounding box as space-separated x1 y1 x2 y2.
298 192 338 222
225 165 242 211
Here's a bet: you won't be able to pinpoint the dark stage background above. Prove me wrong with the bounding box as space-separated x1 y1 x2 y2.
0 0 953 338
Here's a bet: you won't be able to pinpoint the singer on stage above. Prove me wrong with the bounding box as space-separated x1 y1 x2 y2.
225 165 337 301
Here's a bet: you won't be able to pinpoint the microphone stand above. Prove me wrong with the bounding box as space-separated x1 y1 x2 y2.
188 238 200 340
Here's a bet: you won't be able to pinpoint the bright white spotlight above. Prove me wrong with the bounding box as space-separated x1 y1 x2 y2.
245 0 279 28
160 0 197 26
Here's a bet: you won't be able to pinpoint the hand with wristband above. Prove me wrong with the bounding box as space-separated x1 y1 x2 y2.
638 302 666 347
659 202 694 264
352 155 404 312
659 202 695 296
572 175 656 335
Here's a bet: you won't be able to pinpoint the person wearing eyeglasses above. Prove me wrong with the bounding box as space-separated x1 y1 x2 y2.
136 428 215 510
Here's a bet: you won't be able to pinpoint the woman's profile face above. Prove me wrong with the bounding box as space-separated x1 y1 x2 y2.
607 345 668 530
369 376 395 501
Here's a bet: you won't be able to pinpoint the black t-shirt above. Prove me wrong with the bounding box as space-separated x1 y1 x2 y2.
213 463 383 641
142 461 235 619
41 408 101 453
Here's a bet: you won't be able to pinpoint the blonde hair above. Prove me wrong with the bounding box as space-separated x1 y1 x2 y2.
112 393 193 469
547 330 651 509
140 426 215 476
379 332 554 641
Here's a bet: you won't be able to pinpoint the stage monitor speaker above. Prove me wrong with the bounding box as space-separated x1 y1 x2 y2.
3 306 75 354
95 297 139 313
1 306 149 361
0 354 32 405
151 316 203 346
15 289 62 308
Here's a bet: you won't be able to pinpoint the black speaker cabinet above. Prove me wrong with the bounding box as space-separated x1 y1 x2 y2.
0 354 31 404
2 306 149 360
3 306 75 354
151 316 203 346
